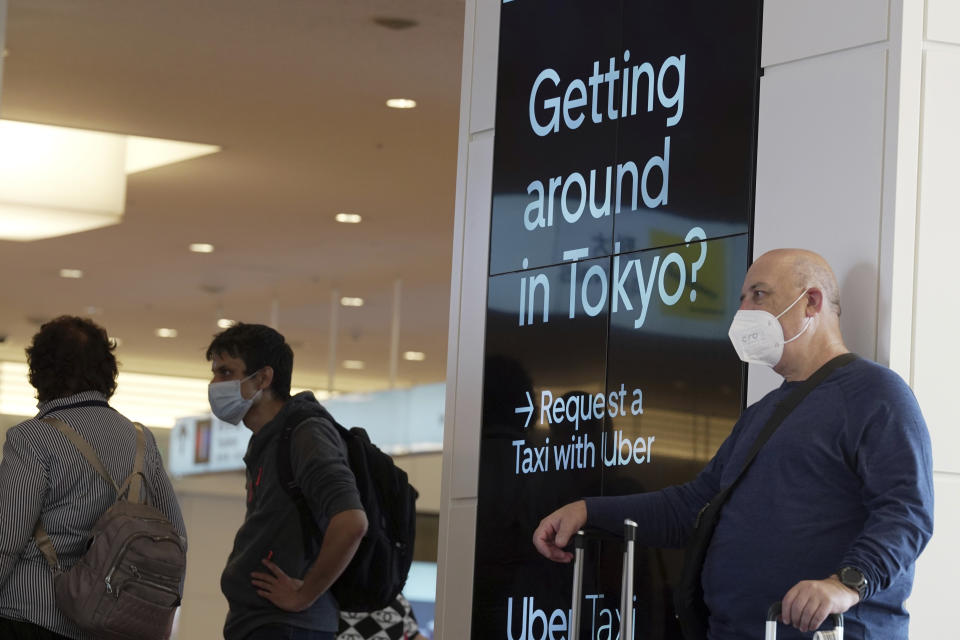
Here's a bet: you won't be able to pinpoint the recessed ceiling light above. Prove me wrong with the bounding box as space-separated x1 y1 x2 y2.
343 360 365 370
109 336 123 348
386 98 417 109
335 213 362 224
403 351 426 361
155 328 178 338
217 318 236 329
59 268 84 279
340 297 364 307
190 243 215 253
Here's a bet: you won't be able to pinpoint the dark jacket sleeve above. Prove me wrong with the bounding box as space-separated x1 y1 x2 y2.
584 406 755 548
839 374 934 601
289 418 363 519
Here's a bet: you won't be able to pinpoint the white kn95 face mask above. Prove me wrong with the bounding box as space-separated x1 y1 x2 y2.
208 370 262 425
727 289 811 367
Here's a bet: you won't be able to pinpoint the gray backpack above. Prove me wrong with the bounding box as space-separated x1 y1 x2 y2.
34 417 186 640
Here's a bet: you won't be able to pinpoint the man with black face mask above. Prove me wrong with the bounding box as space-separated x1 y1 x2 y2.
207 323 367 640
532 249 934 640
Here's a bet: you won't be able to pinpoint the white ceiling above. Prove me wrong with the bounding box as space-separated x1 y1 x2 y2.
0 0 465 392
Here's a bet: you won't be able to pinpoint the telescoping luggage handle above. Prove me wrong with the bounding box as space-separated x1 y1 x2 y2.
570 519 638 640
766 602 843 640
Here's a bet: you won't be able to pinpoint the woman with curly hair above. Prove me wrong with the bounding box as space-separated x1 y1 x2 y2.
0 316 186 640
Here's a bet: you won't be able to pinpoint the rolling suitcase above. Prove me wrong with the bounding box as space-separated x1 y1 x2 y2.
766 602 843 640
570 519 638 640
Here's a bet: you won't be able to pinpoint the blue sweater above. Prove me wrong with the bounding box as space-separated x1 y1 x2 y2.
585 357 934 639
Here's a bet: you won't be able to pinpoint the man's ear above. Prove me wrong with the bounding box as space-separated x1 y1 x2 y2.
258 366 275 392
805 288 824 315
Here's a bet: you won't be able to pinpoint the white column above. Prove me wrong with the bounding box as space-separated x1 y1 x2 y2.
435 0 498 637
906 1 960 634
327 289 339 394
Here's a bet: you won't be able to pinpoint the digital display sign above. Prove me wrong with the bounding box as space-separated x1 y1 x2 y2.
489 0 762 276
474 1 762 638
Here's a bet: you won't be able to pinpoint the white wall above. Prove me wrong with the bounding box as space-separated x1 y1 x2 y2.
901 0 960 631
748 0 895 402
172 473 247 640
441 0 956 636
751 1 957 635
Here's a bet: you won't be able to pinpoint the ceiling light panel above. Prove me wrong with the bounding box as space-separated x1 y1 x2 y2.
189 243 215 253
59 268 84 279
0 120 126 241
125 136 220 174
340 297 364 307
335 213 362 224
0 119 222 242
217 318 236 329
403 351 426 361
343 360 365 370
155 328 178 338
386 98 417 109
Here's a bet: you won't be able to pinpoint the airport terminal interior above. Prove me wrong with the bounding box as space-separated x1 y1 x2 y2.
1 1 958 639
0 1 460 638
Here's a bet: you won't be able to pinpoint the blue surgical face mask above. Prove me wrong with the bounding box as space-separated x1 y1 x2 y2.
208 370 262 425
727 289 812 367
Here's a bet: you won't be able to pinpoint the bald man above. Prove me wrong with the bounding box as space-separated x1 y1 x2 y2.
533 249 934 639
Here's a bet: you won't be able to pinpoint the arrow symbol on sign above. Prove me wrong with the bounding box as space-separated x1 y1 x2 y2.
515 391 534 429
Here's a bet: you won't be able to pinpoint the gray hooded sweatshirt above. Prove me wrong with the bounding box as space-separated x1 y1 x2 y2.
221 391 362 639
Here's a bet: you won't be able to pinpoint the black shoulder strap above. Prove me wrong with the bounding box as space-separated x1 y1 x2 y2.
276 412 344 557
713 352 858 508
276 408 346 496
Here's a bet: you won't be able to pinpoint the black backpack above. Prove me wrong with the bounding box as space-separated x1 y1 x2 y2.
276 405 418 612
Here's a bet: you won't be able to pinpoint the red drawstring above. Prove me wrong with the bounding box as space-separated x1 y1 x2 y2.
248 466 264 503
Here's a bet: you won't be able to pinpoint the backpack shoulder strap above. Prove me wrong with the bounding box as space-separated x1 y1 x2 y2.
41 416 119 494
701 352 859 519
277 415 340 556
117 423 147 504
33 520 61 574
35 415 123 573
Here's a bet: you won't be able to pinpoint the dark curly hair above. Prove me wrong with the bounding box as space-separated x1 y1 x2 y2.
206 323 293 400
26 316 119 402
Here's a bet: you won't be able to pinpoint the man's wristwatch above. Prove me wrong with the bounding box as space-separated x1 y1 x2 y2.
836 566 867 600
